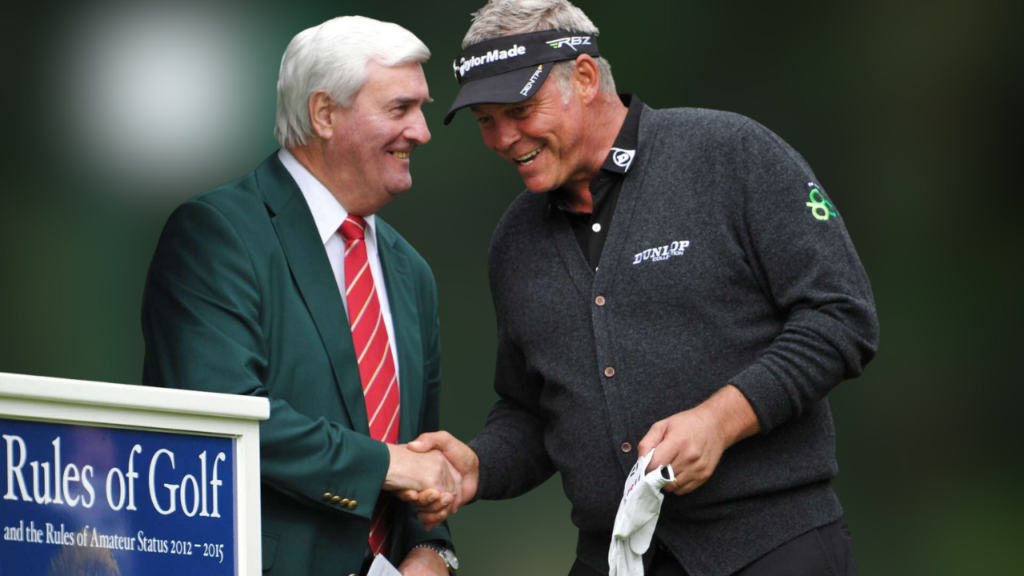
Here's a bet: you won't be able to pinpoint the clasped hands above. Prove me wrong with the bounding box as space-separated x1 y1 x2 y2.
383 433 479 531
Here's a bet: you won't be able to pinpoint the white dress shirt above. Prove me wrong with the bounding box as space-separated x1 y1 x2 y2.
278 148 400 386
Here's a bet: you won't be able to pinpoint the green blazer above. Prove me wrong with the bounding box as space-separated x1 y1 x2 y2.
142 152 451 575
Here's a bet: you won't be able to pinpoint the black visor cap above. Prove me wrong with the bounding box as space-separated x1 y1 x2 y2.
444 30 600 125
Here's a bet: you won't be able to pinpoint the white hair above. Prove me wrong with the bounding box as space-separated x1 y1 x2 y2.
463 0 616 102
275 16 430 149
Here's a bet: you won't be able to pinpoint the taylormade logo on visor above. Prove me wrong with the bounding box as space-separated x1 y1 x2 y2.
454 44 527 78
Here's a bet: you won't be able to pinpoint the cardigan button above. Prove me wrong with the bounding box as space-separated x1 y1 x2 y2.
340 498 350 506
322 492 333 500
621 442 632 453
604 367 615 378
595 296 606 306
331 496 341 504
348 500 358 510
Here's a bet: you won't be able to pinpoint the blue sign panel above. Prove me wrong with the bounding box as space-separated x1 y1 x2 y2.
1 417 236 575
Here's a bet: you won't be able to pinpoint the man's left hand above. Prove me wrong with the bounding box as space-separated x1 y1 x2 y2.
637 385 760 496
397 546 449 576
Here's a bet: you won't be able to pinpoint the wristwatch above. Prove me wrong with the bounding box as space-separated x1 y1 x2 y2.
412 542 459 574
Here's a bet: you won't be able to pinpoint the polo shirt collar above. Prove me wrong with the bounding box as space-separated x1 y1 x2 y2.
598 93 643 174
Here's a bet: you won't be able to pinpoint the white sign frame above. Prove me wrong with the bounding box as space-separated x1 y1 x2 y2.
0 371 270 575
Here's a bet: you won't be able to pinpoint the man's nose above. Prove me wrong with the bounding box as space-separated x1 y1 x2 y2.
407 108 431 145
495 118 520 150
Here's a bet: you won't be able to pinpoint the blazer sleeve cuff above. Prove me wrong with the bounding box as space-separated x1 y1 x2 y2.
321 434 390 521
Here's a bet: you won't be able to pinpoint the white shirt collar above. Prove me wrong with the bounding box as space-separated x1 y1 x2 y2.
277 148 376 246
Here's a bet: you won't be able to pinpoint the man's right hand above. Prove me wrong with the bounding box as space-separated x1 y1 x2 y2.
384 443 462 507
397 432 480 530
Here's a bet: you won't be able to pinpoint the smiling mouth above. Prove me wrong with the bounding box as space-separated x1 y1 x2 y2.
514 145 544 166
389 151 410 159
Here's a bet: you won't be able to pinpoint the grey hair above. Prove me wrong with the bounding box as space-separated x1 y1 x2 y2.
275 16 430 149
462 0 616 102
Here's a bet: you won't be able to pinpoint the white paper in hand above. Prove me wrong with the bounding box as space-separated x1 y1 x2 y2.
367 553 402 576
608 448 675 576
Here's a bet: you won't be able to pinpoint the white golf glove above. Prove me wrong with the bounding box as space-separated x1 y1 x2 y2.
608 449 675 576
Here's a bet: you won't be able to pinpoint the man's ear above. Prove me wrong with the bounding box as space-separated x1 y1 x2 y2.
573 54 601 105
308 90 334 140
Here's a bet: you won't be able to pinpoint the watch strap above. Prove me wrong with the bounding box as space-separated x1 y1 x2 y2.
411 542 457 574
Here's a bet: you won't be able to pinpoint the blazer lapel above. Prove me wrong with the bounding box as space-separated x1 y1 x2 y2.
376 223 423 443
257 154 369 434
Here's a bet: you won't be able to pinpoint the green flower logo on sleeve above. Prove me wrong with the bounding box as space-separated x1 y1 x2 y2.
806 182 839 221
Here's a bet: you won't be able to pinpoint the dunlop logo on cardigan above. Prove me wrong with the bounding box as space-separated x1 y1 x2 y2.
633 241 690 264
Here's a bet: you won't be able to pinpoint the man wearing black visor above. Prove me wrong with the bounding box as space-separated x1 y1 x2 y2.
405 1 878 575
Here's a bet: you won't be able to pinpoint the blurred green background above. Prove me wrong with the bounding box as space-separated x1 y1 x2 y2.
1 0 1021 573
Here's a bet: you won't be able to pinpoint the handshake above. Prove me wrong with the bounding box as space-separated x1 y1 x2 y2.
382 432 477 531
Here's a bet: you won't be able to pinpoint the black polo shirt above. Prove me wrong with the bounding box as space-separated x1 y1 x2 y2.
552 93 642 270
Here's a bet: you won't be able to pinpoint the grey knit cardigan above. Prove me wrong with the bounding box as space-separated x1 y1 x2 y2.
469 105 879 576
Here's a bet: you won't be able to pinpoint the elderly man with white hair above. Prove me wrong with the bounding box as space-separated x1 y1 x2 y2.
142 16 459 576
404 1 878 575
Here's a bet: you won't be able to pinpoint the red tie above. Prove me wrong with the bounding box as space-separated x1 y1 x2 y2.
339 215 399 558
